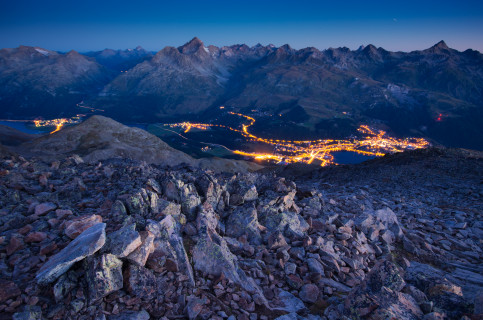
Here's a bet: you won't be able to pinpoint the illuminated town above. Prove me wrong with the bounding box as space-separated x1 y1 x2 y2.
33 116 84 134
165 111 430 166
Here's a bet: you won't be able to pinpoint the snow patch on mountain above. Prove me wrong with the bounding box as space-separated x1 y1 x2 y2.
35 48 50 56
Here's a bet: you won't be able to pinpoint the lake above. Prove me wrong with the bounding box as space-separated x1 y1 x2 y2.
0 121 45 134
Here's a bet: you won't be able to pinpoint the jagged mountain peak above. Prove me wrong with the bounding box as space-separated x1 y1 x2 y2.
179 37 206 54
423 40 451 54
65 49 82 57
363 44 378 53
433 40 449 50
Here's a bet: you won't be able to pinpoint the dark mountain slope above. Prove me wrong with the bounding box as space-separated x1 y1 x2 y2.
0 40 482 149
0 46 113 118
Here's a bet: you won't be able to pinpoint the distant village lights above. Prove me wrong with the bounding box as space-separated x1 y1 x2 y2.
165 111 430 166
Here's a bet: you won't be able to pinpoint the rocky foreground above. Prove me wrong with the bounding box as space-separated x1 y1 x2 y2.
0 148 482 320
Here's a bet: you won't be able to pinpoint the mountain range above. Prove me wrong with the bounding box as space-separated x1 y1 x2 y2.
0 38 482 149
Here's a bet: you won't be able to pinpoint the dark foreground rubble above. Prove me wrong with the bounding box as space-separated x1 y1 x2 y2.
0 148 482 320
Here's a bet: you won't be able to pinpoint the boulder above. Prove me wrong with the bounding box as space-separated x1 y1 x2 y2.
34 202 57 216
126 189 150 217
85 254 123 301
53 271 78 303
355 207 404 242
404 261 472 318
153 199 181 219
185 295 208 320
179 183 201 221
36 223 106 285
146 216 194 286
307 258 325 277
193 225 263 297
108 310 150 320
64 214 103 239
195 174 223 208
103 223 142 258
225 204 262 245
343 260 422 319
299 284 319 303
124 264 157 299
127 231 155 266
271 289 306 313
12 306 42 320
259 209 309 239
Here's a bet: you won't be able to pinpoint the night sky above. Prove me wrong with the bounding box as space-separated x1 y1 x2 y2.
1 0 482 52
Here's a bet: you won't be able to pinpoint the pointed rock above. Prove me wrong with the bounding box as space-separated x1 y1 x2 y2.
146 216 195 286
36 223 106 285
193 225 264 298
127 231 155 266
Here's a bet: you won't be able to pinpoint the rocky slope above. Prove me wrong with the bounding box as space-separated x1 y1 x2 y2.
0 147 481 319
1 39 482 148
0 125 38 147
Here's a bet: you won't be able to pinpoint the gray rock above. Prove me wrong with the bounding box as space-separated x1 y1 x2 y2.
146 178 161 194
36 223 106 285
272 289 306 313
320 255 340 274
268 231 289 250
307 258 325 277
259 210 309 239
34 202 57 216
53 271 78 303
343 260 422 319
12 306 42 320
85 254 123 301
474 291 483 314
185 295 207 320
318 278 352 293
147 216 194 286
299 284 319 303
127 231 155 266
107 310 150 320
284 262 297 275
404 261 472 318
104 223 142 258
125 189 150 217
225 204 262 245
179 183 201 221
154 199 181 219
124 264 157 299
193 225 264 298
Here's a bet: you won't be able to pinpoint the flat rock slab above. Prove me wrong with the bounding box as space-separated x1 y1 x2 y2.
271 289 306 314
104 223 141 258
36 223 106 285
127 231 155 267
64 214 103 239
107 310 150 320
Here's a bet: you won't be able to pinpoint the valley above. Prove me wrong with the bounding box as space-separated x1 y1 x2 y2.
1 39 481 150
2 107 429 166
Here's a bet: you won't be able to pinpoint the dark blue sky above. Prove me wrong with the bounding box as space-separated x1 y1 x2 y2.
1 0 482 52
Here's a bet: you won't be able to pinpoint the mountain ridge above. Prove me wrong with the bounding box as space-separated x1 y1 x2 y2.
0 38 482 149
